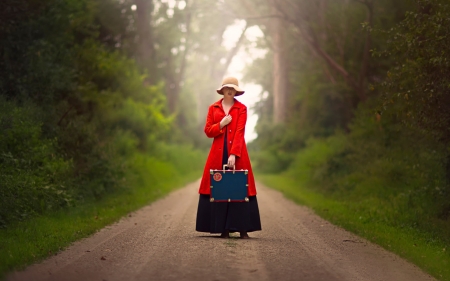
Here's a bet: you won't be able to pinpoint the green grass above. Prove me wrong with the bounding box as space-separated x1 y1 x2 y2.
259 174 450 281
0 169 200 279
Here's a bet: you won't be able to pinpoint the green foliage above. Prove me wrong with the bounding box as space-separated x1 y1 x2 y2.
251 122 304 173
0 0 203 230
373 0 450 212
0 99 73 226
286 134 347 188
293 104 447 215
375 0 450 142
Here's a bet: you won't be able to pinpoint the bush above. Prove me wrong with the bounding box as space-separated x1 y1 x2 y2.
0 99 73 227
287 95 449 225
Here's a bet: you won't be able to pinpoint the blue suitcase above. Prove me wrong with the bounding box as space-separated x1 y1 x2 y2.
209 165 249 203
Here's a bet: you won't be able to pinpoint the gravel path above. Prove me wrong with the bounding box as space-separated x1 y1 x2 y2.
7 180 436 281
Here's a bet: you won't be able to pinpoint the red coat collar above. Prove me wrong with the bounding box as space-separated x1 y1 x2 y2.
212 98 244 109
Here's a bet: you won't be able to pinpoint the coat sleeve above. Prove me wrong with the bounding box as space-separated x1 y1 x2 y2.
204 106 224 138
230 106 247 157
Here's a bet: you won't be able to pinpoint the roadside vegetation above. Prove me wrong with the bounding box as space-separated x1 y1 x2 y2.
246 0 450 280
0 147 203 277
0 0 212 276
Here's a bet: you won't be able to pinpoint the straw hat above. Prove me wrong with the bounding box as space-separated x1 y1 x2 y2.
216 76 245 96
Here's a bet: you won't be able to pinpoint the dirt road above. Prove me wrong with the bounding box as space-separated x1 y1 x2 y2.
8 180 436 281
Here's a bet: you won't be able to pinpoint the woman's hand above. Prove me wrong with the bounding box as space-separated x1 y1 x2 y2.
220 115 232 129
227 154 236 167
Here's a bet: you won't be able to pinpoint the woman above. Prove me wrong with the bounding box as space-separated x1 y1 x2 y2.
195 76 262 239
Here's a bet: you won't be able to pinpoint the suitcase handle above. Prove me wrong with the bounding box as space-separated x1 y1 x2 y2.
223 164 236 173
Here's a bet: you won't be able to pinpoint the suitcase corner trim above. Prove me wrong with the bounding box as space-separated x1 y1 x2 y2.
209 197 249 203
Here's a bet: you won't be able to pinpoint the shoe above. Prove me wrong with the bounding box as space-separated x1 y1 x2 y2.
220 230 230 238
240 231 250 239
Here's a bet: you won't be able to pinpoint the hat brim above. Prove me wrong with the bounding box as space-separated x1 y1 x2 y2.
216 84 245 96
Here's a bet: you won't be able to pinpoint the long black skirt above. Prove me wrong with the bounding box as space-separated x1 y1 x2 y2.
195 194 262 233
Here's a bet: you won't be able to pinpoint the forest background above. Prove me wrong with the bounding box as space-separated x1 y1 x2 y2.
1 0 450 279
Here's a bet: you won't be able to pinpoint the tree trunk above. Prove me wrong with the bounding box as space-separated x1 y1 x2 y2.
164 0 195 114
135 0 156 82
272 14 288 124
357 0 373 102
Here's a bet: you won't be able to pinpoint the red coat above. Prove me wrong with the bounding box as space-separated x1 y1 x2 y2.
198 98 257 196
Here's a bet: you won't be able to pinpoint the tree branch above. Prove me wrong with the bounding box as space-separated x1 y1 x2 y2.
242 14 284 20
177 8 192 86
57 106 73 126
270 0 364 97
